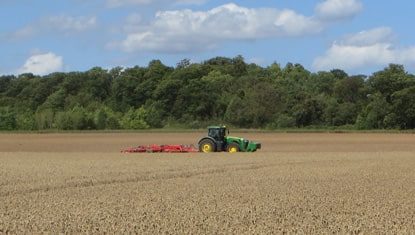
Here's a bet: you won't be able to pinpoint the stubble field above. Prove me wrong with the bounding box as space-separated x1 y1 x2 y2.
0 132 414 233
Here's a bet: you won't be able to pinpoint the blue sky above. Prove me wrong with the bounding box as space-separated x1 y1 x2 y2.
1 0 415 76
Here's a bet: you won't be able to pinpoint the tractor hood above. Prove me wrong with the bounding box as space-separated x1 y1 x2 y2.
226 136 244 141
225 136 261 152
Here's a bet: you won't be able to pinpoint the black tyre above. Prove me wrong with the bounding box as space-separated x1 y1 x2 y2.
199 139 216 153
226 143 240 153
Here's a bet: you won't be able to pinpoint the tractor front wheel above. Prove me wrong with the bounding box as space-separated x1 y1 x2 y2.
199 139 216 153
226 143 240 153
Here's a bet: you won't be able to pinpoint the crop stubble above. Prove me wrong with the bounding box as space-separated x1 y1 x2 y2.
0 133 414 233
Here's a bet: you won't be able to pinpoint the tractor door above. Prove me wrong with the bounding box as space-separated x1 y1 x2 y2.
208 128 226 151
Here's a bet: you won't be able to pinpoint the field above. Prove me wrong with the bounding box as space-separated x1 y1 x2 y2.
0 132 414 233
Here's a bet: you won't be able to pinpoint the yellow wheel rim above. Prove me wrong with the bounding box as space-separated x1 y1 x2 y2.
202 144 212 153
229 147 238 153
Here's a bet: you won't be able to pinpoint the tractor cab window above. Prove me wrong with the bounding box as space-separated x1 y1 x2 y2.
220 128 226 138
209 128 225 141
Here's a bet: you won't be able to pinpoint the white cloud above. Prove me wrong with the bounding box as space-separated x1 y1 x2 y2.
17 52 63 75
313 43 396 70
342 27 394 46
313 27 415 71
46 15 97 32
10 15 96 39
117 3 322 53
316 0 363 20
12 27 36 39
122 13 144 33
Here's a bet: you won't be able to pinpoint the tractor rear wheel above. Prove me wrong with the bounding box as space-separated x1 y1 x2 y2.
226 143 240 153
199 139 216 153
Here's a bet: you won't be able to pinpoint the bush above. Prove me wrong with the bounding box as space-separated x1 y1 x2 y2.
266 114 296 129
106 112 121 129
35 109 54 130
16 112 36 130
93 107 121 130
55 111 72 130
94 109 107 129
276 114 296 128
54 106 95 130
121 107 149 129
0 107 16 130
144 101 165 128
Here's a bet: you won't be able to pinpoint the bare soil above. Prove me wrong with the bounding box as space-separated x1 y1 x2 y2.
0 133 414 233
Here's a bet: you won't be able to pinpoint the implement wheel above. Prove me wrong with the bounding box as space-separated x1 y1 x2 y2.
199 139 216 153
226 143 240 153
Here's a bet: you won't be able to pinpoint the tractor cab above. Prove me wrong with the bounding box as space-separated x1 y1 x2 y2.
208 126 227 142
205 126 227 152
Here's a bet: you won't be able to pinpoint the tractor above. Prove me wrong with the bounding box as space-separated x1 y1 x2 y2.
198 126 261 153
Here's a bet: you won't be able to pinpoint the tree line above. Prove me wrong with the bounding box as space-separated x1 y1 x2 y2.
1 56 415 131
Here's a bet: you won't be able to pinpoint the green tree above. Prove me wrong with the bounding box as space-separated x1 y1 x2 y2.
308 72 337 95
94 108 107 129
230 55 248 77
55 106 94 130
110 71 143 111
291 97 325 127
16 111 35 130
334 75 366 103
225 81 281 127
0 107 16 130
266 63 282 79
367 64 413 102
143 101 166 128
356 94 391 129
324 99 359 126
282 63 310 83
172 79 218 121
330 69 348 80
55 111 72 130
41 88 66 111
70 106 94 130
176 58 191 69
0 76 14 93
35 109 54 130
2 57 415 131
267 113 296 129
121 107 149 129
390 86 415 129
85 67 112 102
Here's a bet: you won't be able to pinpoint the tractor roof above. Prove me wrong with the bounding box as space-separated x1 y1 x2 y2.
207 125 227 129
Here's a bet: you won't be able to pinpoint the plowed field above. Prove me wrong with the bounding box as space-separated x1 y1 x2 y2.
1 133 414 233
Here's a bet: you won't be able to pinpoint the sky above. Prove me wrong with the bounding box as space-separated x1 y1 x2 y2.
1 0 415 76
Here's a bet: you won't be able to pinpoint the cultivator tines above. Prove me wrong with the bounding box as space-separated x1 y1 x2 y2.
121 144 199 153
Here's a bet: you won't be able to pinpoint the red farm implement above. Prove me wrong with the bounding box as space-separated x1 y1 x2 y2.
121 144 199 153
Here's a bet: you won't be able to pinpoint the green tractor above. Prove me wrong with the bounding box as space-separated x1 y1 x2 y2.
198 126 261 153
